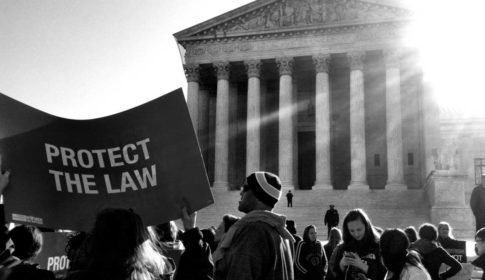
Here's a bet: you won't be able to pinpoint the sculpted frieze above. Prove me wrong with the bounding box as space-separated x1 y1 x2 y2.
194 0 410 37
185 26 400 61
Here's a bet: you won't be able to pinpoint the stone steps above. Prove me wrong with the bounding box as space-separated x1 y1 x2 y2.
187 188 475 241
192 188 427 239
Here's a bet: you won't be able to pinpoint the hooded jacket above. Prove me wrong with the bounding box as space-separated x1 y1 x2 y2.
295 239 326 280
410 239 462 280
214 210 295 280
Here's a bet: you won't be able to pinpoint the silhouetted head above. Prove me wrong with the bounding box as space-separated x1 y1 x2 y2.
8 225 43 260
418 223 438 242
380 229 409 272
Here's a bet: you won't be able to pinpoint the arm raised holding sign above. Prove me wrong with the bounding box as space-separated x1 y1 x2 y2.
0 155 10 195
176 207 214 280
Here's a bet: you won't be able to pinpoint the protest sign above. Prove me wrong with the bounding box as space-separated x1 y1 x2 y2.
0 89 213 231
33 232 70 279
441 238 467 263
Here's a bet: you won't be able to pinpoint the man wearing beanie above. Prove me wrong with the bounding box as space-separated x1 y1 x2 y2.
213 171 295 280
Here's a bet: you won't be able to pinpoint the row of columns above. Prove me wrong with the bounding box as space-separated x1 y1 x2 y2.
184 50 406 190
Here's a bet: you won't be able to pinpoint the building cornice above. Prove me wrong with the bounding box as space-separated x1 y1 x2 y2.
175 0 412 47
179 20 407 47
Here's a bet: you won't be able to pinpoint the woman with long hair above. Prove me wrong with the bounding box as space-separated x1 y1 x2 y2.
294 225 326 280
380 228 431 280
67 208 174 280
437 221 459 249
324 227 342 268
329 208 386 280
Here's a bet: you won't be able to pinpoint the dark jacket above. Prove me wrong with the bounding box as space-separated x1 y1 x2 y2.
0 252 55 280
471 185 485 230
295 240 326 280
176 227 214 280
324 209 339 227
410 239 462 280
329 242 386 280
214 210 295 280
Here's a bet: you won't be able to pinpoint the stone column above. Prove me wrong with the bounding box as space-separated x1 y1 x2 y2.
184 64 200 133
384 50 407 189
213 61 230 189
276 57 295 189
348 52 369 189
245 60 262 175
313 55 333 189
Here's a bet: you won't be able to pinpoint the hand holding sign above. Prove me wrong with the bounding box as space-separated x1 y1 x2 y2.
181 206 197 230
0 155 10 195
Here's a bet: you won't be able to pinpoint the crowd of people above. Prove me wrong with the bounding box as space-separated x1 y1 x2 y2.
0 162 484 280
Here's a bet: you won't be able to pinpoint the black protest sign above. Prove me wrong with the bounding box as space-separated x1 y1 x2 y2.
441 238 467 263
0 89 213 231
33 232 70 278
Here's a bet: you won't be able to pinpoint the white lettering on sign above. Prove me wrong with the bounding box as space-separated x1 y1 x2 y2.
46 255 70 271
45 138 151 168
45 138 158 194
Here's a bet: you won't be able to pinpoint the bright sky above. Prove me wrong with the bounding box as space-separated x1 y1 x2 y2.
0 0 252 119
1 0 484 119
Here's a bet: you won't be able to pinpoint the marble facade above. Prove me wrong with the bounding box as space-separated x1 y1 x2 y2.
175 0 436 190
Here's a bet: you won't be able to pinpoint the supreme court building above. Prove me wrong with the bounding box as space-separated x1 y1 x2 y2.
174 0 438 191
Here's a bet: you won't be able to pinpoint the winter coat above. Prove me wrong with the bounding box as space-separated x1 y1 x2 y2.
329 241 386 280
410 239 462 280
213 210 295 280
0 251 55 280
294 240 326 280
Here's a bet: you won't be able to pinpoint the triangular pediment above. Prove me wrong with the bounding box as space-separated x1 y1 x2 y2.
174 0 412 42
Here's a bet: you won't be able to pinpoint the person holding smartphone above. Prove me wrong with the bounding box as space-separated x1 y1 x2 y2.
328 209 386 280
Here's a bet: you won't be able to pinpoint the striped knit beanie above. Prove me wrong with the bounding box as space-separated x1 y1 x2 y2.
245 171 282 207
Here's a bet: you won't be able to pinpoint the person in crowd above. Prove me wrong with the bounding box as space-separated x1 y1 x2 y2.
295 225 326 280
380 228 431 280
404 226 418 243
286 220 302 247
409 223 462 280
324 205 339 238
65 231 88 275
287 190 294 208
471 183 485 231
472 227 485 280
201 227 217 253
0 156 9 198
328 208 386 280
324 227 342 272
174 208 214 280
151 221 185 269
213 214 240 250
0 225 55 280
437 221 467 262
213 171 294 280
66 208 175 280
